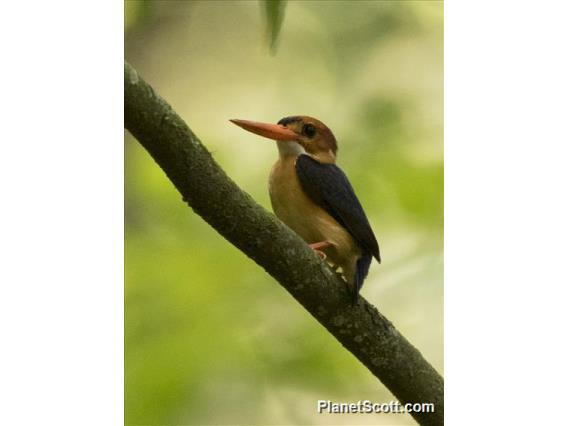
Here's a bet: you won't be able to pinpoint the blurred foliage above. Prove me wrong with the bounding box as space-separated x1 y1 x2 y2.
125 1 443 425
263 0 287 54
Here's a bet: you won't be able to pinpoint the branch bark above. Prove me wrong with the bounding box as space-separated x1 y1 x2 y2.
124 61 444 425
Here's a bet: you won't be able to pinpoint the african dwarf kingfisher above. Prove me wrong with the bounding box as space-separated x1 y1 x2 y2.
230 116 380 301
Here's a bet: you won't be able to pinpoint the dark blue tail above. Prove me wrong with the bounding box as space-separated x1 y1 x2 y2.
353 253 373 302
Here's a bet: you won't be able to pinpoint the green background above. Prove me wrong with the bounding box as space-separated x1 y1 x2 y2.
125 1 443 424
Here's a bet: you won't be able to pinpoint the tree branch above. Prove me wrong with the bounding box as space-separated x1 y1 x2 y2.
124 61 443 426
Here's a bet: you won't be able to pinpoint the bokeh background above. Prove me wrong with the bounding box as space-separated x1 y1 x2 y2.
125 1 443 425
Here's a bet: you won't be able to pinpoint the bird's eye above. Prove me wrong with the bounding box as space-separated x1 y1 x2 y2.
303 123 316 138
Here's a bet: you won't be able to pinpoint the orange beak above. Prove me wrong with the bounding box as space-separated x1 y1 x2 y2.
230 119 298 141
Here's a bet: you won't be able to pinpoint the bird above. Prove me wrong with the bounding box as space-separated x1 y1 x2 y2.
230 116 380 302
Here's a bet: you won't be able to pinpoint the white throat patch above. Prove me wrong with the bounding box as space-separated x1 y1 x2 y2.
276 140 306 157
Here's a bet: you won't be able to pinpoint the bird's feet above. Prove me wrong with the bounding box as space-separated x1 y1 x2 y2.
308 241 333 260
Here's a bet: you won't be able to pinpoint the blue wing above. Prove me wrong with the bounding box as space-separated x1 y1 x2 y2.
295 155 380 262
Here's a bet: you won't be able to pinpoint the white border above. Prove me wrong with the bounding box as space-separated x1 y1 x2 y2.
0 2 123 425
446 2 568 425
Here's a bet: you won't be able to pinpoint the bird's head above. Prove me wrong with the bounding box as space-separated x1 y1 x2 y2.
230 116 338 163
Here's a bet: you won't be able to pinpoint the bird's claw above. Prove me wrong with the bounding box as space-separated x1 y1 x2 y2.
309 241 333 260
309 241 333 251
314 250 327 260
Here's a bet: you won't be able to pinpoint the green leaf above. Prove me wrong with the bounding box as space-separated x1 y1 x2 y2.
263 0 287 54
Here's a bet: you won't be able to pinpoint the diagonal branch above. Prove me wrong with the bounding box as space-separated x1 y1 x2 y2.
124 61 443 426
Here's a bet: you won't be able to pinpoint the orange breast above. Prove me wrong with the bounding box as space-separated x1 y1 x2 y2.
268 156 361 280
